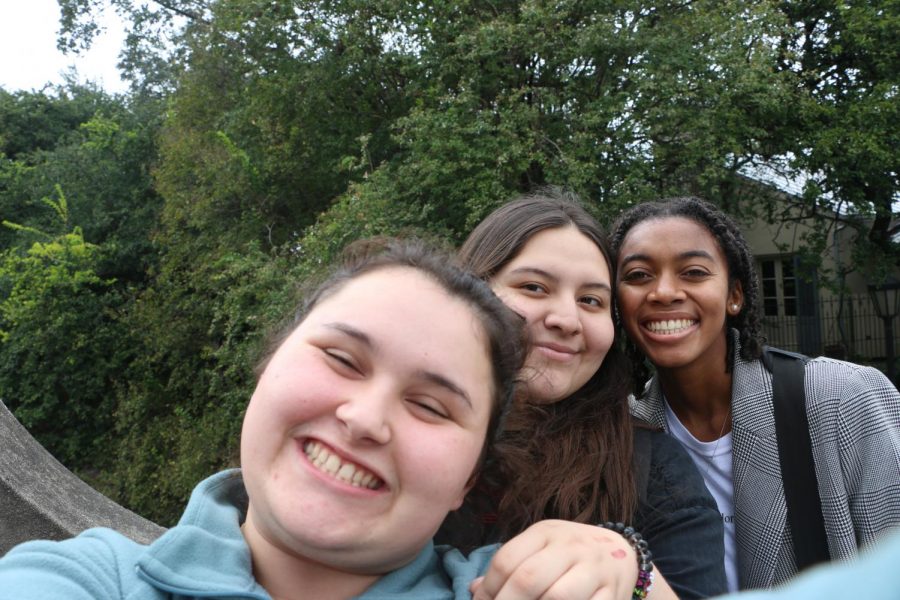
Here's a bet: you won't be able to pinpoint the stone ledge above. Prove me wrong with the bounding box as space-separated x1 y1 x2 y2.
1 400 164 555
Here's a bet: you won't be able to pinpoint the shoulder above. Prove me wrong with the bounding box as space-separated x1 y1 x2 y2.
647 430 696 476
761 349 895 395
802 357 900 440
0 528 142 599
802 357 899 417
804 356 897 396
630 381 667 428
634 430 727 598
641 428 717 511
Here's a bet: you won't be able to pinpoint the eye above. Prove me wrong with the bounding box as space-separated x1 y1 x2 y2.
682 267 712 279
406 396 450 421
324 349 362 375
519 282 548 294
579 295 606 308
621 270 651 283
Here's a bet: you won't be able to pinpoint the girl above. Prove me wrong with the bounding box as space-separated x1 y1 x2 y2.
0 239 651 600
611 196 900 591
440 190 727 599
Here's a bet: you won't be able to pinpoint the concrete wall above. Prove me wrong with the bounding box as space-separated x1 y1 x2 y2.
0 400 164 555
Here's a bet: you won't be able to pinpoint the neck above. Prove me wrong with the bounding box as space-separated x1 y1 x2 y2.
242 510 380 600
658 357 733 442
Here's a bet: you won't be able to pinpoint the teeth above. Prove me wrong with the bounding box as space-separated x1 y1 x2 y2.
323 454 341 474
303 441 382 489
646 319 696 334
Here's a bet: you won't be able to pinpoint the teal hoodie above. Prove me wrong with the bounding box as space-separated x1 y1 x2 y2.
0 470 498 599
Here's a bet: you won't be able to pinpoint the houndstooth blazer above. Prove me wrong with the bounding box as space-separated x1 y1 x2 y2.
630 335 900 590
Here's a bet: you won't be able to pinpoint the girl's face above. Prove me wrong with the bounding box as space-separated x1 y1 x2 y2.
240 267 494 575
616 217 743 373
490 225 615 403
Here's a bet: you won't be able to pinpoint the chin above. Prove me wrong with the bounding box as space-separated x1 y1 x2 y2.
526 384 567 405
645 351 694 370
323 534 433 576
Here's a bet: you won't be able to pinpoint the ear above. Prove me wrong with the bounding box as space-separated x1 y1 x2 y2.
727 280 744 316
449 469 480 510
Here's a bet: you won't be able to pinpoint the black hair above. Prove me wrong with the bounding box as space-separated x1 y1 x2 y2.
610 196 765 388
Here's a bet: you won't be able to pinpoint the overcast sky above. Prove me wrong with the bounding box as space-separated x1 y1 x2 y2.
0 0 127 94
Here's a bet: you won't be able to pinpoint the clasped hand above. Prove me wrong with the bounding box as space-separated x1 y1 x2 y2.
470 520 640 600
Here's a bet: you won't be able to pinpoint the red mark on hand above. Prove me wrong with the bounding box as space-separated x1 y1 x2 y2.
611 549 627 559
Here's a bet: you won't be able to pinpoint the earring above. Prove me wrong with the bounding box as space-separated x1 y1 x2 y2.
732 304 740 311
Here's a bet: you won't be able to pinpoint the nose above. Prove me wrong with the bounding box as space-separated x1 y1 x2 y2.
543 298 582 335
334 383 393 445
647 272 684 304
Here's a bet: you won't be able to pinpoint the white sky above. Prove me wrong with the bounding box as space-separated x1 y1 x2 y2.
0 0 128 94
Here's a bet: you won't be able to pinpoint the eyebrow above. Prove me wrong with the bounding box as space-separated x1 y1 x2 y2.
586 282 613 294
417 371 473 409
508 266 558 282
324 322 373 347
507 266 611 294
620 249 715 266
323 322 474 409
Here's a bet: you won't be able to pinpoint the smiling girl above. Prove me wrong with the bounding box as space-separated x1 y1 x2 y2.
612 196 900 591
439 190 727 600
0 238 647 600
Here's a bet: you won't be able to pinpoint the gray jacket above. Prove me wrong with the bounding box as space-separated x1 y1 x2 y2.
631 337 900 590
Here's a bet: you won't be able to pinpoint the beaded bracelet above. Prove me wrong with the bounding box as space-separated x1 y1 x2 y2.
599 521 655 599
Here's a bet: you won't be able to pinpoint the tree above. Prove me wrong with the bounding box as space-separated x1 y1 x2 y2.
0 84 162 270
773 0 900 280
291 1 801 239
0 188 125 470
0 84 114 159
38 0 896 521
0 84 164 486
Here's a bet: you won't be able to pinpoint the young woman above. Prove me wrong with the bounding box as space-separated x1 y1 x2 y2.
611 196 900 591
440 190 727 599
0 239 656 600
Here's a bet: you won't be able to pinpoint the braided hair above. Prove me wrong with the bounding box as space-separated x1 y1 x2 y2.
610 197 765 388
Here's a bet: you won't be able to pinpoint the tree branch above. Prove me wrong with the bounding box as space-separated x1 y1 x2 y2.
149 0 211 25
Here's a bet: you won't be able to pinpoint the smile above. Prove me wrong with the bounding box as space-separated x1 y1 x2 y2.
645 319 697 335
303 440 384 490
535 343 578 361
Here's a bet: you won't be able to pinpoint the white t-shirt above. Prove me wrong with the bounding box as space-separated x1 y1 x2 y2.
664 401 738 592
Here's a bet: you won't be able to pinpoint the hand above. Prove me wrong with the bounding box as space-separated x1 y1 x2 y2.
470 519 639 600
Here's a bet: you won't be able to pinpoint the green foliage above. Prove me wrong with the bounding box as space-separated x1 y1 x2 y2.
103 244 296 523
0 189 123 469
10 0 891 524
774 0 900 273
0 85 163 273
0 84 115 159
0 84 164 484
306 0 801 235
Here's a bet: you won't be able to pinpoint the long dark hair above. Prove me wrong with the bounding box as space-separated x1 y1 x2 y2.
458 188 636 540
610 196 765 388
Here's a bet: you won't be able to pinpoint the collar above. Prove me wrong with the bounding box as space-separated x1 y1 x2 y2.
135 469 268 598
134 470 483 599
636 329 750 430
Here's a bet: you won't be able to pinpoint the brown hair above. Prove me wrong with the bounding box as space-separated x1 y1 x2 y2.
256 236 527 466
457 188 636 540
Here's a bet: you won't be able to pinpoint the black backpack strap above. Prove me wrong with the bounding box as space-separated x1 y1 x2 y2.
762 346 830 570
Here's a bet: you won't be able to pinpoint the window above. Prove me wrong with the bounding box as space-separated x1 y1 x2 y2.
759 257 797 317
